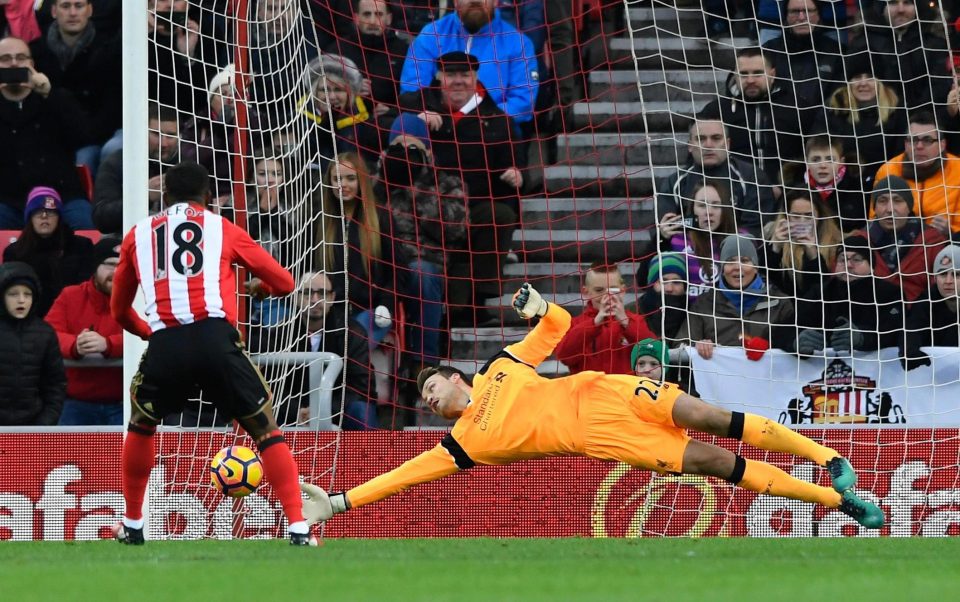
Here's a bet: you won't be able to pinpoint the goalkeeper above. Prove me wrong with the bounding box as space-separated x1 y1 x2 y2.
302 284 885 530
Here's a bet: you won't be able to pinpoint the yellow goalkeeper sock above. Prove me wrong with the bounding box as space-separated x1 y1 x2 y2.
738 458 841 507
735 413 837 467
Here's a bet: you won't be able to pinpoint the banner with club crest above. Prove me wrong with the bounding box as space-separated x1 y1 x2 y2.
687 346 960 426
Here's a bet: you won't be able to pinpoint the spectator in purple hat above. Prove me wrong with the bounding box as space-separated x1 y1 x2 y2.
0 35 95 230
2 185 93 317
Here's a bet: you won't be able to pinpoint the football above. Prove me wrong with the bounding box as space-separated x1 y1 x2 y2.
210 445 263 497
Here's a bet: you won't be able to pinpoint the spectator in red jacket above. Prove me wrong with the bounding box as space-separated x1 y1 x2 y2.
45 235 122 425
556 261 656 375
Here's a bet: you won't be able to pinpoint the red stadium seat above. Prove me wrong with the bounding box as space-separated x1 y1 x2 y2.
76 230 102 244
0 230 19 259
76 164 95 201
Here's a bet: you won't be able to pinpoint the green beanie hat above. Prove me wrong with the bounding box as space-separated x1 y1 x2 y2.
646 253 688 285
631 338 668 369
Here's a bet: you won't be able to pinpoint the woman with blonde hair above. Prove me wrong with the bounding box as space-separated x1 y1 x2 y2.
825 56 906 172
764 189 841 329
315 152 401 334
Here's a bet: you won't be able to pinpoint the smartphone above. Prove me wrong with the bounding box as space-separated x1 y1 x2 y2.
169 11 189 26
0 67 30 85
682 216 698 228
607 288 621 295
790 223 813 239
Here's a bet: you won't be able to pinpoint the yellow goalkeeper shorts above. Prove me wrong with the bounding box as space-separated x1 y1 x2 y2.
581 374 690 474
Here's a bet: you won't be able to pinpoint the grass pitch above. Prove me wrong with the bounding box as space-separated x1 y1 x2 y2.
3 538 958 602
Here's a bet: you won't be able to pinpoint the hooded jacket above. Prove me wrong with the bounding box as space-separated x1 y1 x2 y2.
0 262 65 425
555 303 656 375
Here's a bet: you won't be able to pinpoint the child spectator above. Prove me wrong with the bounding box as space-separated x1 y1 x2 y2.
556 261 656 375
2 186 93 317
633 252 688 344
0 261 65 425
679 235 796 361
791 136 870 233
44 236 122 425
631 338 668 382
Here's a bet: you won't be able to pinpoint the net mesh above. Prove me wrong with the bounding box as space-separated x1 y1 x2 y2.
130 0 960 538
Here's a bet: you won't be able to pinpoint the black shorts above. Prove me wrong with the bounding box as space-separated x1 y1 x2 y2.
131 318 271 422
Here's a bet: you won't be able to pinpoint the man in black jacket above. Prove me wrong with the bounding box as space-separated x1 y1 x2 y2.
29 0 122 171
248 271 378 429
656 115 777 236
398 51 523 325
849 0 952 111
328 0 409 118
702 47 811 185
0 36 94 230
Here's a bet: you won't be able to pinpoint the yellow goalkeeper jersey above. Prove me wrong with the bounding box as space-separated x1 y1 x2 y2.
346 303 612 508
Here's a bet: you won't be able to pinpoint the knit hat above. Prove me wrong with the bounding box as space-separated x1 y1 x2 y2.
933 244 960 274
871 175 915 209
842 233 871 260
207 63 235 107
631 338 668 370
23 186 63 221
646 253 688 285
389 113 431 151
307 53 363 95
719 234 759 265
91 235 121 267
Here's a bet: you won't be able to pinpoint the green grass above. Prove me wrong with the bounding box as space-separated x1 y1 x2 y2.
3 538 959 602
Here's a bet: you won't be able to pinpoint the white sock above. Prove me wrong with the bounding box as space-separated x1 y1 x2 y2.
123 516 144 530
288 521 308 535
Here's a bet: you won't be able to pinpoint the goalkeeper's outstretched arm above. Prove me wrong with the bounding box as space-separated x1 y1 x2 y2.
301 444 459 524
506 283 572 367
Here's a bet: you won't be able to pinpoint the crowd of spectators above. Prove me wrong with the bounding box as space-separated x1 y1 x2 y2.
4 0 960 429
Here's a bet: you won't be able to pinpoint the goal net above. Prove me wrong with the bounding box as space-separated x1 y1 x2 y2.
129 0 960 539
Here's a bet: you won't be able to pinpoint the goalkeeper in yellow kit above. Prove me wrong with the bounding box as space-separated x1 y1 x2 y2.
301 284 885 530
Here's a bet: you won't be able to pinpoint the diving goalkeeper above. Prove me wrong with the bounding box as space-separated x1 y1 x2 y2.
302 284 885 530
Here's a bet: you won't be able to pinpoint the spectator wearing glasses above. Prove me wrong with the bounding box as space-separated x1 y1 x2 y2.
248 271 377 429
872 111 960 237
0 36 94 230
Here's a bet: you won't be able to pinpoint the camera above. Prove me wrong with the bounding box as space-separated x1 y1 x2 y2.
0 67 30 85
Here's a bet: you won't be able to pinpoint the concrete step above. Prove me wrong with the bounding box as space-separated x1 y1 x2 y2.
572 100 709 132
543 163 676 197
588 69 725 103
520 196 655 231
501 261 644 295
558 133 688 166
609 36 749 70
513 227 653 263
626 5 707 37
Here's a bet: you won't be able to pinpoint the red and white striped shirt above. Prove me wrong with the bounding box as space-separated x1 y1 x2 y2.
111 203 295 338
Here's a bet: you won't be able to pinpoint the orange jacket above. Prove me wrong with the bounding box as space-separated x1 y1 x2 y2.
872 153 960 233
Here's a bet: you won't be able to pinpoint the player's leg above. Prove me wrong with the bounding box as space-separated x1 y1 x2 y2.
671 393 857 492
115 404 158 545
235 405 312 545
206 321 311 545
681 439 884 528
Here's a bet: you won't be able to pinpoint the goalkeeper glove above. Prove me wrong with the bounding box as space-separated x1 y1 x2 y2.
300 483 349 525
512 282 548 319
